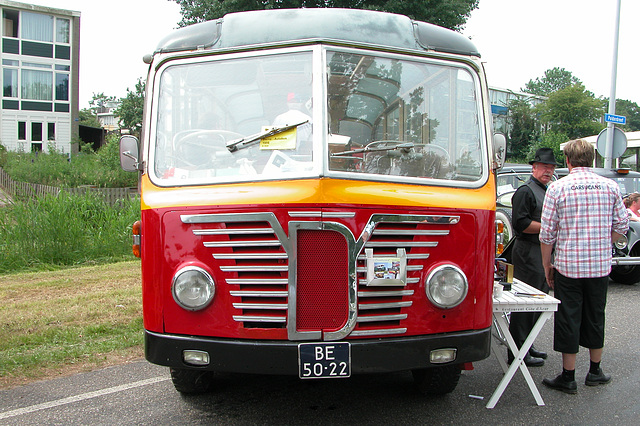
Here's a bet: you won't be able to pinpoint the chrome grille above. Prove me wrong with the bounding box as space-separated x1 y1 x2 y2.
182 212 459 338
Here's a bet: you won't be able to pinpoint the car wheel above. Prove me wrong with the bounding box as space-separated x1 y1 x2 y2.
495 208 513 245
412 365 461 395
610 244 640 285
170 368 215 394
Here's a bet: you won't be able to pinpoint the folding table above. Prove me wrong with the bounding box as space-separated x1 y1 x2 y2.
486 279 560 409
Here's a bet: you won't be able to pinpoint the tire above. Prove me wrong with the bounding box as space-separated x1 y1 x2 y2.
412 365 461 395
610 244 640 285
495 208 514 245
170 368 215 394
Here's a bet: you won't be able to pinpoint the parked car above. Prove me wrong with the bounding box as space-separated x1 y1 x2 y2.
554 167 640 285
495 164 555 245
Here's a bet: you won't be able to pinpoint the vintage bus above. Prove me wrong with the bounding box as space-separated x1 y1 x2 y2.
120 8 506 394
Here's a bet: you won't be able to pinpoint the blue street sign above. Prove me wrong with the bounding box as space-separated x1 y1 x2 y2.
605 113 626 124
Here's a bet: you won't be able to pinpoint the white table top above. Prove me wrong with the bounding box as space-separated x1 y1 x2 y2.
493 279 560 313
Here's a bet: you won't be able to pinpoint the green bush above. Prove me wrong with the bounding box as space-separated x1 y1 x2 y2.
2 134 137 188
0 191 140 273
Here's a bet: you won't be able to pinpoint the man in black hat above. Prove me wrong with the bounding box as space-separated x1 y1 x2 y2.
507 147 559 367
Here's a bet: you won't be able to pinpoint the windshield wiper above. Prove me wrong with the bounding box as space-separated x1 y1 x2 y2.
331 142 414 157
226 120 309 152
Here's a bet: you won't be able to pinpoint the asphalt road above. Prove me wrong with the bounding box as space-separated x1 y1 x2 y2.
1 280 639 425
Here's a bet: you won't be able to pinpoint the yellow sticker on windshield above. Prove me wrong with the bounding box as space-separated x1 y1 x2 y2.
260 127 297 150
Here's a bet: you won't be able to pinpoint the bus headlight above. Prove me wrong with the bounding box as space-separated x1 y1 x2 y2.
425 265 468 309
172 266 215 311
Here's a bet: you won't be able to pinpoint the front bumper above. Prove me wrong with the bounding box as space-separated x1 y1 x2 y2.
145 328 491 375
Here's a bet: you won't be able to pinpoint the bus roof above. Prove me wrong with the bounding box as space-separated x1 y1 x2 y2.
153 8 479 58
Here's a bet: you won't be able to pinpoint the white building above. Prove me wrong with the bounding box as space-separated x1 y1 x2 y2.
0 0 80 154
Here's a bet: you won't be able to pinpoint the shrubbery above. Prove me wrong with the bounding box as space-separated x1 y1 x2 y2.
1 133 137 188
0 191 140 273
0 135 140 273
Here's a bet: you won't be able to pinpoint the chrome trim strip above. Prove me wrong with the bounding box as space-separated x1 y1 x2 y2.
350 328 407 336
213 253 288 260
364 241 438 247
233 315 286 323
193 228 274 235
230 290 288 297
288 211 356 218
203 240 282 247
358 277 419 285
357 254 430 260
287 221 358 341
357 314 407 322
358 301 412 310
358 290 414 297
322 212 356 218
356 265 422 273
227 278 288 285
233 303 288 310
288 211 322 217
221 265 288 272
372 229 449 236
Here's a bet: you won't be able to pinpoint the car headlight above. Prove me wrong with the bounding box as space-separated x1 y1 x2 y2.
614 234 628 250
425 265 468 309
172 266 215 311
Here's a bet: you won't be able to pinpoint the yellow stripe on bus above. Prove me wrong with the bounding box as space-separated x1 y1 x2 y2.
139 174 497 211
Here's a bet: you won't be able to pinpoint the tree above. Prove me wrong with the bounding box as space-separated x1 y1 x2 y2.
89 92 116 114
537 83 604 140
507 97 540 161
527 131 567 166
78 108 101 128
523 67 581 97
115 78 145 137
606 98 640 132
172 0 479 31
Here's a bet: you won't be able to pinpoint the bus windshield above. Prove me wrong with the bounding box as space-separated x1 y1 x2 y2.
151 48 485 186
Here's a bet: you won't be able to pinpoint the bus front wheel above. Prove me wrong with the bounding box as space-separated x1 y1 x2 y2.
170 368 215 394
412 365 461 395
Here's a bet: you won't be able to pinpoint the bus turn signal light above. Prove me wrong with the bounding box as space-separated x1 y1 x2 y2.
132 220 142 258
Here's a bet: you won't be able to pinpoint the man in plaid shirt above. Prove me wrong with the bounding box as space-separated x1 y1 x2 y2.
540 138 628 394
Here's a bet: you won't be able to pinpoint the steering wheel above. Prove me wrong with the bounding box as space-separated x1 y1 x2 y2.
173 129 244 168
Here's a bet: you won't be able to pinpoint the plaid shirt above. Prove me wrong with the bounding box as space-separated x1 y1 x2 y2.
540 167 629 278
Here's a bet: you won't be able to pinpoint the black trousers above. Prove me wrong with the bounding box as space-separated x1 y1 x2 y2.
509 238 549 349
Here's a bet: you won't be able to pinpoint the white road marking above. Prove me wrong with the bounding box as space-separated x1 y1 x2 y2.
0 376 169 420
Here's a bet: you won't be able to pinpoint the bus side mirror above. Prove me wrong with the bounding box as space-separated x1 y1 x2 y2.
120 135 141 172
493 133 506 169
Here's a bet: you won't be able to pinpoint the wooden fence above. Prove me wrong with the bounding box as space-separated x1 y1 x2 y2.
0 167 138 205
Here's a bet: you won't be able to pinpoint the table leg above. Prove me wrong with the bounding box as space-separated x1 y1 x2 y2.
486 311 552 409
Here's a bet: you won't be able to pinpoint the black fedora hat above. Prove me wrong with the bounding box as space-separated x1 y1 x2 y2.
529 148 560 166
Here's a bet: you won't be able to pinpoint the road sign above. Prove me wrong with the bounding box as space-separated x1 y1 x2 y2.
596 127 627 159
605 113 626 125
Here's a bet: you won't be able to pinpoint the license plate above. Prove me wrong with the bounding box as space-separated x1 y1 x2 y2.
298 342 351 379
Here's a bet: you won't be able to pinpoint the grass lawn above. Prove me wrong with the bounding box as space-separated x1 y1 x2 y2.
0 260 143 389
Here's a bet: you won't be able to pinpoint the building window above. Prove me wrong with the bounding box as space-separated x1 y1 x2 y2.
18 121 26 140
56 18 70 44
21 69 52 100
21 12 53 42
3 68 18 97
3 9 19 38
55 73 68 101
31 122 42 141
48 123 55 140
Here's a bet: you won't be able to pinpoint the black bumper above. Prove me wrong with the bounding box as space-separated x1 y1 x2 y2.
145 328 491 375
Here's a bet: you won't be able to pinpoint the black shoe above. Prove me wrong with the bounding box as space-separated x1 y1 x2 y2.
507 352 544 367
542 374 578 394
585 368 611 386
529 346 547 359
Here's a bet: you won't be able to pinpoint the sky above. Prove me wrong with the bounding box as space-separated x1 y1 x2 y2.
463 0 639 105
27 0 640 109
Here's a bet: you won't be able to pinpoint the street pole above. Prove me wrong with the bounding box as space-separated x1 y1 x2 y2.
604 0 622 169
